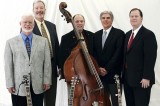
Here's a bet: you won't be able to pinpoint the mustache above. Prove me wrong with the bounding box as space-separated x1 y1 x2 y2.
36 11 44 15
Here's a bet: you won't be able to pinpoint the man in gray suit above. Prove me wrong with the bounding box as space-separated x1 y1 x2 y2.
4 13 52 106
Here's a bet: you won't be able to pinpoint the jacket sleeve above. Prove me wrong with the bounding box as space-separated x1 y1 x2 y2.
43 38 52 85
143 31 157 80
4 40 15 88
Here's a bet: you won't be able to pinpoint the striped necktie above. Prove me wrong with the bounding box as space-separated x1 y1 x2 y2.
41 23 53 57
26 37 31 59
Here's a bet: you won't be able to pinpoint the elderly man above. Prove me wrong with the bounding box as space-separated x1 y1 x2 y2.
4 13 51 106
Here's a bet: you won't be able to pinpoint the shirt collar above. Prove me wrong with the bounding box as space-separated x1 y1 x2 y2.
35 18 45 26
103 26 112 34
21 32 33 41
132 24 142 36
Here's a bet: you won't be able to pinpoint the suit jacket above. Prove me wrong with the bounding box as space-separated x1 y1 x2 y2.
59 30 94 78
94 27 125 84
33 20 59 77
123 26 157 87
4 34 52 96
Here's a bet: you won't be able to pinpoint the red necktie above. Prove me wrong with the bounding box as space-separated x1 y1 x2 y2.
127 32 134 49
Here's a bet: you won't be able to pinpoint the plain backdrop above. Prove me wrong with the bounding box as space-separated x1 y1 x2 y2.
0 0 159 106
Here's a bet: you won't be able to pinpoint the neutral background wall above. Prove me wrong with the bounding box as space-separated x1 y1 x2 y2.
0 0 159 106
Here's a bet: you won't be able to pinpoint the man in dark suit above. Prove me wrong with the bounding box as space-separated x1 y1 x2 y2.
93 11 125 106
59 14 94 79
123 8 157 106
32 1 59 106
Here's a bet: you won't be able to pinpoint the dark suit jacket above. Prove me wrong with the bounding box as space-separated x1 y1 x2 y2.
59 30 94 78
94 27 125 84
123 26 157 87
33 20 59 77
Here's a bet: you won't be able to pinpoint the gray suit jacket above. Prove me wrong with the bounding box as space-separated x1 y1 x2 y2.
4 33 52 96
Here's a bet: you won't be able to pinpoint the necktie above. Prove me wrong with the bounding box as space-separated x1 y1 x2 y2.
127 32 134 49
26 37 31 59
102 31 107 48
41 23 53 57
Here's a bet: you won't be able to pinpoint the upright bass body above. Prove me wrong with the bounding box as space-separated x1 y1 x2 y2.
64 44 111 106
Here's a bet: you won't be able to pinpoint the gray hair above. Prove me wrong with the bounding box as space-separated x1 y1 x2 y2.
20 12 34 23
100 11 114 21
33 0 45 8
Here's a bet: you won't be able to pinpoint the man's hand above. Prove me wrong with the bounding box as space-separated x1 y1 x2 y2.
99 67 107 76
140 79 150 88
43 84 50 91
7 87 16 93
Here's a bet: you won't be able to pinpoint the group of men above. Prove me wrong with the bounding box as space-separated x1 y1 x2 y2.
4 0 157 106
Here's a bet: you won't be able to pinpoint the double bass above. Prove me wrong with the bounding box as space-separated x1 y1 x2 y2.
59 2 111 106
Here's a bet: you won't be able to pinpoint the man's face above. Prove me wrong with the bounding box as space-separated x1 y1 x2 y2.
129 10 143 29
73 15 85 33
20 16 34 34
101 13 113 30
33 2 46 21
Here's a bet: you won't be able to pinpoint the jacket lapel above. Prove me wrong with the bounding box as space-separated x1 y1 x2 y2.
30 34 38 62
97 30 103 51
103 27 114 49
33 21 42 36
127 26 144 52
102 27 114 52
17 35 29 60
125 31 131 53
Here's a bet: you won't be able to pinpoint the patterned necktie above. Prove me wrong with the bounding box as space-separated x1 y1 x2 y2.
127 32 134 50
102 31 107 48
41 23 53 57
26 37 31 59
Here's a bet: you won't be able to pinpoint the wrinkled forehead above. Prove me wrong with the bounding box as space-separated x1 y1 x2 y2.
73 15 85 21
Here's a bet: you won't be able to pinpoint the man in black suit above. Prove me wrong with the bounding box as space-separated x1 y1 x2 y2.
32 1 59 106
59 14 94 79
123 8 157 106
93 11 125 106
